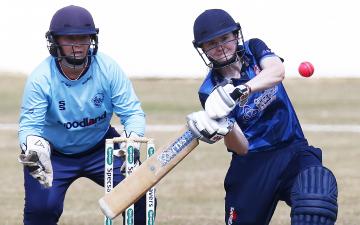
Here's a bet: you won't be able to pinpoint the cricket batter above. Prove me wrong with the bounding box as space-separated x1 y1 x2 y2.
18 5 149 225
187 9 338 224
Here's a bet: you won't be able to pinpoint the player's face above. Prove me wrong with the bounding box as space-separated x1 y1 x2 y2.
202 33 238 64
56 35 91 60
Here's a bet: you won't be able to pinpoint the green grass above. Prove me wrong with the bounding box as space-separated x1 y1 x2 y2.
1 74 359 224
0 76 26 123
283 78 360 124
132 79 202 125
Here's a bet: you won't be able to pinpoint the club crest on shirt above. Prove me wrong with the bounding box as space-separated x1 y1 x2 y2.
92 93 104 108
254 86 278 111
241 86 278 121
243 105 259 121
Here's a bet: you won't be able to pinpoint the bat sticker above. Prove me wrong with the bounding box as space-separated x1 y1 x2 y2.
157 130 195 167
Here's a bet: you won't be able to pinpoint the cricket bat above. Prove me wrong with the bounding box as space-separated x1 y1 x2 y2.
99 125 199 219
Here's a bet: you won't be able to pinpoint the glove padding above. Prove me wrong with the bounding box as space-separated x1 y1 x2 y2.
187 111 234 144
205 83 250 119
18 136 53 188
113 130 141 174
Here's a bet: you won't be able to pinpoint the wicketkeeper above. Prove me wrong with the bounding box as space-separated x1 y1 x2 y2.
18 5 151 225
187 9 338 225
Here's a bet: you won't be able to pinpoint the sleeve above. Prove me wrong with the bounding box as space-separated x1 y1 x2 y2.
248 38 275 62
198 73 217 109
109 64 146 136
18 75 49 147
198 92 208 109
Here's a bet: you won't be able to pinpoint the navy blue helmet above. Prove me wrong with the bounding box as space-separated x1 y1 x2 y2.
46 5 99 58
193 9 240 47
192 9 245 69
49 5 98 36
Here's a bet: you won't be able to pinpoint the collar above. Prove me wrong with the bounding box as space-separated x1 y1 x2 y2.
55 56 91 81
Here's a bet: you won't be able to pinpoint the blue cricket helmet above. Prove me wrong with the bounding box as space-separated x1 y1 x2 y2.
49 5 98 36
193 9 241 47
46 5 99 58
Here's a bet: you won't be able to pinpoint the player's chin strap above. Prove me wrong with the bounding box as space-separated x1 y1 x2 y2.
57 55 89 81
211 52 241 69
57 46 89 71
60 55 88 70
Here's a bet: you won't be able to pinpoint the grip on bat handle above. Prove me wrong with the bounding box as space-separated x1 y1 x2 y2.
229 88 243 101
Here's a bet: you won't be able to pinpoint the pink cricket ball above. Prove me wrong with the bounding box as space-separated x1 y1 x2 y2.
298 61 314 77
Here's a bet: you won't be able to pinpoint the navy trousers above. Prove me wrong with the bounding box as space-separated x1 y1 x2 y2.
224 140 323 225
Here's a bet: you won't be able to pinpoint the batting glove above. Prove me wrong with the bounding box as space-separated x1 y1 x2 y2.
18 136 53 188
205 82 251 119
187 111 234 144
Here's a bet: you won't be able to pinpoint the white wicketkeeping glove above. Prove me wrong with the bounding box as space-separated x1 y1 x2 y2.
18 136 53 188
205 83 250 119
187 111 234 144
113 131 141 173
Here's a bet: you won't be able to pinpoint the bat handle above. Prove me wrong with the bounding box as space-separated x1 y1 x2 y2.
229 88 243 101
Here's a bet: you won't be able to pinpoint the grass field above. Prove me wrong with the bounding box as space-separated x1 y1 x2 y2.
1 74 359 225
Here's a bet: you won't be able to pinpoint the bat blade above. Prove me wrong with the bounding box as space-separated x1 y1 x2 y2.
99 125 199 219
